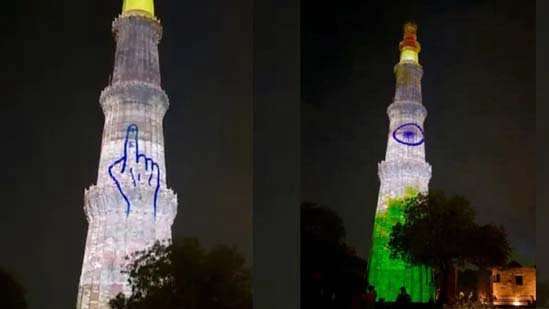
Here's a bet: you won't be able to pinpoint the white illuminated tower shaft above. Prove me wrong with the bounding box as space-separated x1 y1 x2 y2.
77 2 177 308
376 23 431 212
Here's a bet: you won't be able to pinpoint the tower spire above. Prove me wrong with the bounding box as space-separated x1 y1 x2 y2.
122 0 155 17
399 22 421 64
76 0 177 307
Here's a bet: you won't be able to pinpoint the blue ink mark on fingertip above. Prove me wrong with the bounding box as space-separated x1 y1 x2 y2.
108 124 162 218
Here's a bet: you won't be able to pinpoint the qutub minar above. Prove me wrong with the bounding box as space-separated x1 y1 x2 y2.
77 0 177 308
367 23 435 302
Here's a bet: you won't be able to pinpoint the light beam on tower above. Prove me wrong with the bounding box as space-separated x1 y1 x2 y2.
76 1 178 308
366 22 435 302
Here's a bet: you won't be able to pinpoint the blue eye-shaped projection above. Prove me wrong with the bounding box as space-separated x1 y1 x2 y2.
392 123 424 146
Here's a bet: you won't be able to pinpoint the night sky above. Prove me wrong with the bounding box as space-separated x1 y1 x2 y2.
2 1 252 308
537 0 549 285
302 0 535 277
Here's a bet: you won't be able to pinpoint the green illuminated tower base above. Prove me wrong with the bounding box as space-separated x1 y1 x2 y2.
367 196 434 302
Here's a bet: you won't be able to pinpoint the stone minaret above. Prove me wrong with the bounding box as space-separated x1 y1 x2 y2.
77 1 177 308
367 23 433 302
376 22 431 211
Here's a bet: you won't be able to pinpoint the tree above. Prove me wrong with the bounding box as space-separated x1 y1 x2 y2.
109 238 252 309
301 202 367 309
0 268 27 309
388 191 511 304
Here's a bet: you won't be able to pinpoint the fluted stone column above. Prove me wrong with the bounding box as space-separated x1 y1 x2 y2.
377 61 431 211
77 2 177 308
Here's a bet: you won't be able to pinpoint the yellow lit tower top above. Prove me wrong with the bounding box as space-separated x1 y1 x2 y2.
122 0 155 17
399 22 421 64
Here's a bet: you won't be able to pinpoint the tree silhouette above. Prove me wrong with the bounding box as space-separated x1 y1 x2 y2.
109 238 252 309
301 202 367 309
389 191 511 304
0 267 27 309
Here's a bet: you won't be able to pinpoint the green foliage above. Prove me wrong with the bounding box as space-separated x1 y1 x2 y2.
109 238 252 309
388 191 512 303
0 268 27 309
389 192 474 267
389 191 510 268
367 191 435 302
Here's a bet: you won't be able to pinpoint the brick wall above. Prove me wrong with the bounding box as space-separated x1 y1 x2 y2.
491 267 536 305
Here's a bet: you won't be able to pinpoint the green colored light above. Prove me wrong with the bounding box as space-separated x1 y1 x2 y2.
367 192 435 302
122 0 155 16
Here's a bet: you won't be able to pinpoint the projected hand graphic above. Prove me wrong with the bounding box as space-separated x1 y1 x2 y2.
108 124 161 216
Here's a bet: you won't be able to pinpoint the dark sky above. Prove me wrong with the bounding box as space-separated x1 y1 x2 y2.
537 0 549 284
302 0 535 275
2 1 252 308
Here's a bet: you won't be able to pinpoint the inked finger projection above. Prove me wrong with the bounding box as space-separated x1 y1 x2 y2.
108 124 161 216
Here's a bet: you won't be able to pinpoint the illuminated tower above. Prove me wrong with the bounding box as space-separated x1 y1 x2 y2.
367 22 434 302
77 1 177 308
